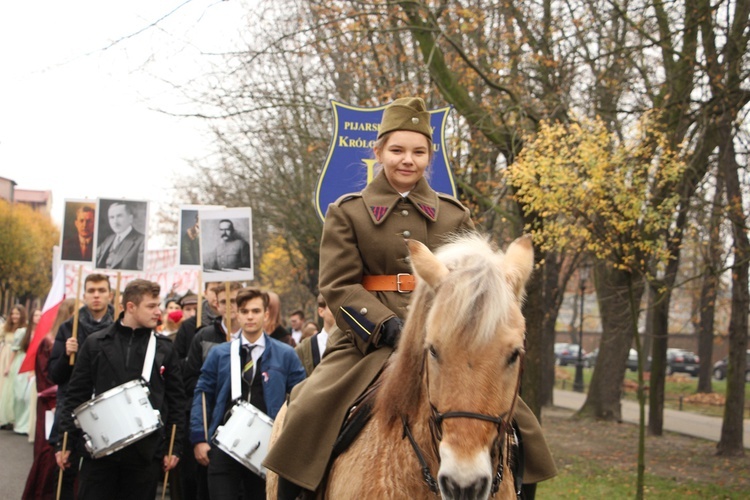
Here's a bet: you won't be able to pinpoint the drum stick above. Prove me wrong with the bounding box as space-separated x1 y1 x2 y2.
202 392 208 440
114 272 122 318
196 274 203 329
56 431 68 500
161 424 177 500
69 266 83 366
224 281 231 342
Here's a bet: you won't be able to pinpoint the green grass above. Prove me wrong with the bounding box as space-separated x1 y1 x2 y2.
539 455 748 499
555 366 750 419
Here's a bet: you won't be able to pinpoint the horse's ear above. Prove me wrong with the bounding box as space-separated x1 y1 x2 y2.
407 239 448 288
504 235 535 299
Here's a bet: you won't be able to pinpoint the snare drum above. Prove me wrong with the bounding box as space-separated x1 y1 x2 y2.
73 379 162 459
213 401 273 478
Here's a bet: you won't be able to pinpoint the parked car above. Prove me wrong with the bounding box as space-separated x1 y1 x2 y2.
666 348 700 376
626 348 641 371
554 342 585 366
583 348 598 368
713 350 750 382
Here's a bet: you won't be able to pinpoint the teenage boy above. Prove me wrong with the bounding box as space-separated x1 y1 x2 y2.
56 280 186 499
190 288 305 500
48 273 114 500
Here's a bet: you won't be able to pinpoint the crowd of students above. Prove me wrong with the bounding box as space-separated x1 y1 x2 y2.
9 275 318 500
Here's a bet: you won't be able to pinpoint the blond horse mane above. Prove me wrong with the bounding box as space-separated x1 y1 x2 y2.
375 233 531 427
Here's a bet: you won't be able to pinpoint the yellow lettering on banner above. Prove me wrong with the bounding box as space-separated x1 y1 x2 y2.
338 136 376 148
343 121 380 132
362 159 378 184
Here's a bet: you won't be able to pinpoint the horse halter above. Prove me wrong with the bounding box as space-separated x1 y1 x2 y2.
402 347 524 498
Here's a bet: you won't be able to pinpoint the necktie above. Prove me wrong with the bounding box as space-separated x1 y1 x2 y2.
112 234 122 250
242 344 257 386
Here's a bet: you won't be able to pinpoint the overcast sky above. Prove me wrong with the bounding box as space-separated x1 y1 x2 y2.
0 0 248 230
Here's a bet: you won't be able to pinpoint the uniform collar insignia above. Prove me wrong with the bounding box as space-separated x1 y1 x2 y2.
362 171 439 224
371 206 388 222
417 203 436 220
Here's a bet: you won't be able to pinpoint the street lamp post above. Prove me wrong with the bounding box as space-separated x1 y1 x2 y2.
573 264 589 393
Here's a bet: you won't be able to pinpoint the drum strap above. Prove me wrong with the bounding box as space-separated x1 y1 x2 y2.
141 332 157 382
230 339 241 401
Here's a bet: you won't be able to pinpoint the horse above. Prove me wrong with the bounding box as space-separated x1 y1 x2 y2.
267 233 534 499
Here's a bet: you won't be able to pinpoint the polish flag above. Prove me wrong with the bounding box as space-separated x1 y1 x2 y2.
20 266 67 373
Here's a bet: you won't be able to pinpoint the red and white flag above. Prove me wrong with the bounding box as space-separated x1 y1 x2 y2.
20 266 66 373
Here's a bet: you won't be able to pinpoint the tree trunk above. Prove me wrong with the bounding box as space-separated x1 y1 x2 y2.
521 254 545 419
541 252 561 406
577 261 643 420
697 172 724 393
716 135 748 456
647 280 668 435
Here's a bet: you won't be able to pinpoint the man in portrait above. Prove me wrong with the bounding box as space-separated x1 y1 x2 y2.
61 205 95 262
95 201 145 271
203 219 251 271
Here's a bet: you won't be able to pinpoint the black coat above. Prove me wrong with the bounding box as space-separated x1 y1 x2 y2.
49 304 115 387
48 305 114 446
183 319 227 398
58 318 186 460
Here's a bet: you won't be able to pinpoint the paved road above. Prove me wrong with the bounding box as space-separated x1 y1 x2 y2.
554 388 750 448
0 429 34 499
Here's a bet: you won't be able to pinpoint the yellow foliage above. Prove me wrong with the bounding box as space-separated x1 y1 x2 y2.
507 116 686 274
258 234 306 293
0 200 60 298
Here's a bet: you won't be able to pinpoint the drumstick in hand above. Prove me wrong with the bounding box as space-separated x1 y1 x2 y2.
161 424 177 500
56 431 68 500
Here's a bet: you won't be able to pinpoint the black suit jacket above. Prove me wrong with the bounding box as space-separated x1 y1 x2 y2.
95 228 145 270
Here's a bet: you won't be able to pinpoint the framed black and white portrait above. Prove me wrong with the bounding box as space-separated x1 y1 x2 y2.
94 198 149 272
199 207 253 282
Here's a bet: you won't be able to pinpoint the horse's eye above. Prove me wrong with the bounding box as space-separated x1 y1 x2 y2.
429 345 439 360
508 349 521 365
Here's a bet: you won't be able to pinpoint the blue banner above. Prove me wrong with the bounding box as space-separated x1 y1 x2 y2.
314 100 457 221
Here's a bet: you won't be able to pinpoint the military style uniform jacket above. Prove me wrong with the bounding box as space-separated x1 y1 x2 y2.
320 171 472 352
264 171 556 490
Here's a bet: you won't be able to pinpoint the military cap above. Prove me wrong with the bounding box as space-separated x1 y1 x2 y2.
377 97 432 140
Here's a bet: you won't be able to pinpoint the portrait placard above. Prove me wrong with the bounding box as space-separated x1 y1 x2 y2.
178 205 223 268
94 198 149 272
60 199 96 264
199 207 253 282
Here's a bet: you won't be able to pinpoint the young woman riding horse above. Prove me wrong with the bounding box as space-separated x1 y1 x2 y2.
264 97 557 499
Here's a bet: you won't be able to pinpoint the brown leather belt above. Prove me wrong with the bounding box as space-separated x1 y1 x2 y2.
362 274 415 293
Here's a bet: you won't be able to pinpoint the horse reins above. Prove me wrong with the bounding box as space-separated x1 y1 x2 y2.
401 348 525 497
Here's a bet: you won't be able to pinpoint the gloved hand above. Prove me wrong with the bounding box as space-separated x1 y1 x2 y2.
379 317 404 348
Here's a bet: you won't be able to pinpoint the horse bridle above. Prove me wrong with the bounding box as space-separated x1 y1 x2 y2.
401 348 524 498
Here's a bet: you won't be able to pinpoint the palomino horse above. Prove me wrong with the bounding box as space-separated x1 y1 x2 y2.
268 234 533 499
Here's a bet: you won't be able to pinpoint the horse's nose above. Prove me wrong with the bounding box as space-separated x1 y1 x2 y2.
439 475 490 500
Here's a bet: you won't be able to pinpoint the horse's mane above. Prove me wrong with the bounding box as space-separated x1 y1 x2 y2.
376 233 521 425
428 233 516 349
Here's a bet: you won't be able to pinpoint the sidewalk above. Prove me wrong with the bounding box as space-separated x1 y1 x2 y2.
553 388 750 448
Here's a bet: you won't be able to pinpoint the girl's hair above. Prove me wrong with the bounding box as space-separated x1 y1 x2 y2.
3 304 27 333
20 300 77 353
49 299 77 339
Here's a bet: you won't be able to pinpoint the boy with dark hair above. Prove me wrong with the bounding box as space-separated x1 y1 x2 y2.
56 279 186 499
48 272 114 499
191 288 305 500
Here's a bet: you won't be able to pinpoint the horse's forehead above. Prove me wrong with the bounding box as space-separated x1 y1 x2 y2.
424 311 525 350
